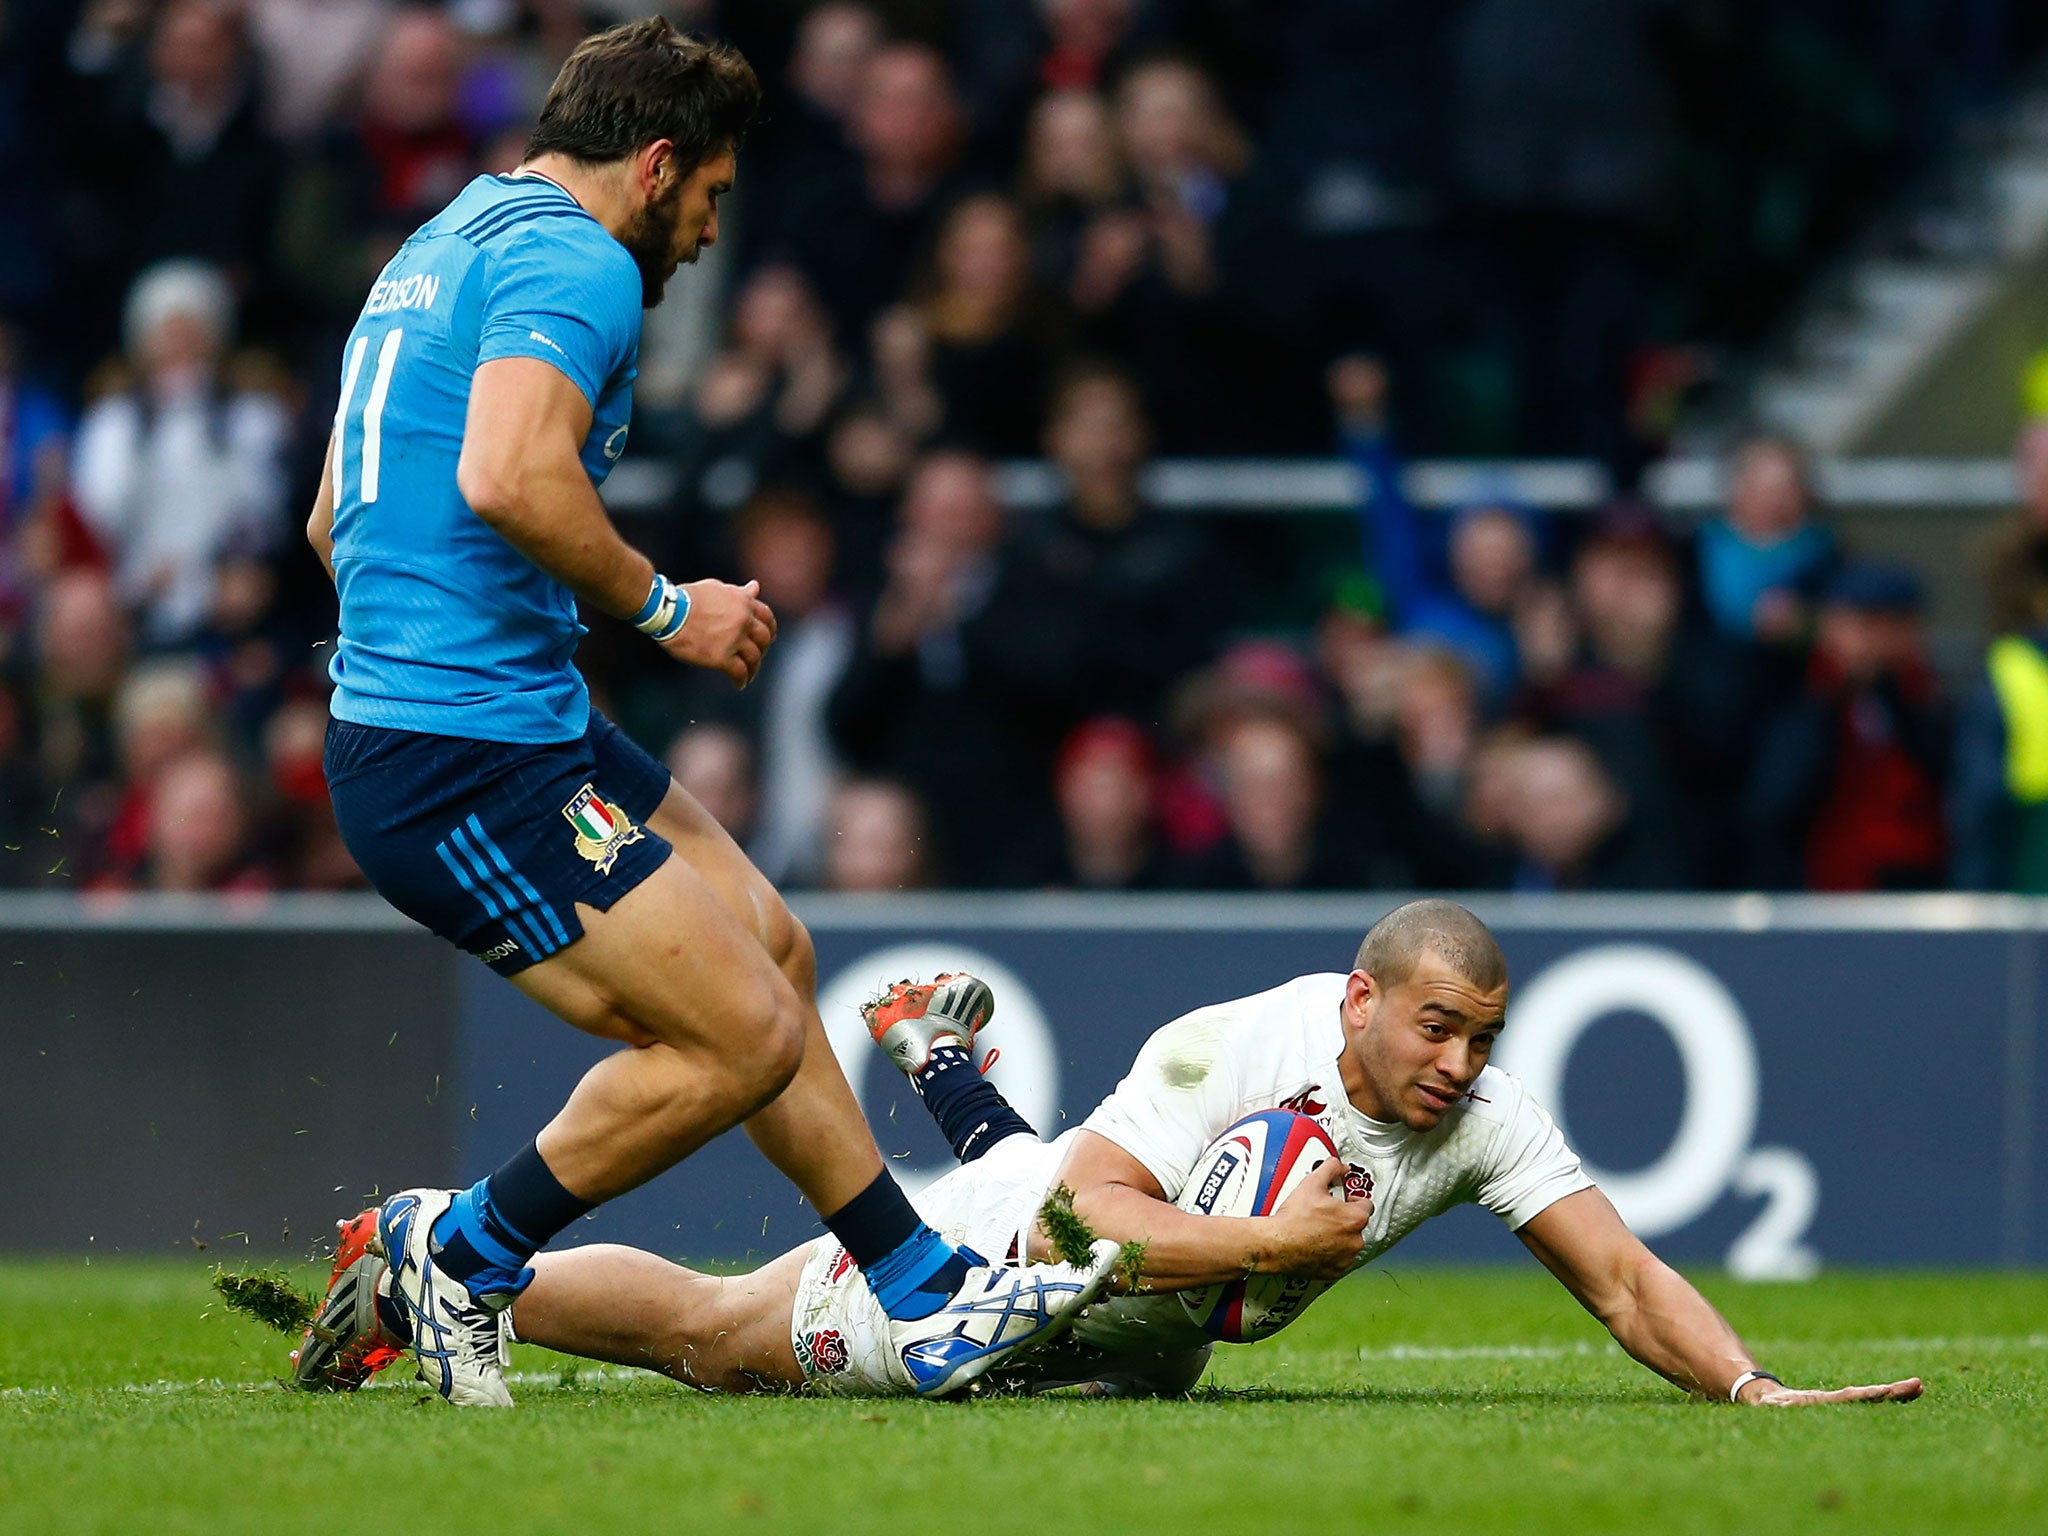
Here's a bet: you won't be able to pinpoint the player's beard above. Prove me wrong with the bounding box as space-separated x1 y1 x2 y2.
622 177 692 308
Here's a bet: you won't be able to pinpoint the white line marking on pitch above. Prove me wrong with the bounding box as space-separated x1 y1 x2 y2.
1352 1334 2048 1362
7 1335 2043 1400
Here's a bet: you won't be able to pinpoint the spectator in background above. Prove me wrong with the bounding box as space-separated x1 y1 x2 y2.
1745 564 1948 891
262 694 359 889
29 571 130 820
829 451 1068 886
0 320 70 622
282 5 479 330
1251 0 1457 451
865 301 945 447
665 723 758 847
138 748 271 892
753 1 878 210
1980 419 2048 639
733 489 852 887
1955 422 2048 891
1315 578 1473 885
66 0 284 344
95 658 218 886
1528 508 1752 886
70 260 292 647
244 0 394 146
1017 88 1125 296
914 194 1064 455
1696 436 1835 648
1019 363 1213 719
776 42 968 345
673 265 845 533
1498 734 1675 890
823 777 929 892
1453 0 1670 463
1051 716 1172 890
1184 709 1366 892
0 679 41 886
1390 644 1493 881
1081 56 1255 450
1038 0 1142 93
1172 639 1387 889
1334 354 1538 708
819 400 916 593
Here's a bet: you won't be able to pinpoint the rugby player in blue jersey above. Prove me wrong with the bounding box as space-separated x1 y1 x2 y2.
302 17 1115 1407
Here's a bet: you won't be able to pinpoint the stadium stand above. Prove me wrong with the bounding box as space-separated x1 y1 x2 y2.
4 0 2048 896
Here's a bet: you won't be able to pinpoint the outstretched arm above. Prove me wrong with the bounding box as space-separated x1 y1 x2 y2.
1517 1187 1922 1406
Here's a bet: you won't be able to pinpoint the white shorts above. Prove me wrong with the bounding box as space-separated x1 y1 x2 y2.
788 1133 1210 1398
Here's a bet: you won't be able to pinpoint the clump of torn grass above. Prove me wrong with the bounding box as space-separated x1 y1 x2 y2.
1037 1183 1150 1294
210 1265 316 1336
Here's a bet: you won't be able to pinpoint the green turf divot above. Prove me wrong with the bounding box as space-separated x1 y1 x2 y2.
209 1266 316 1337
1036 1183 1150 1293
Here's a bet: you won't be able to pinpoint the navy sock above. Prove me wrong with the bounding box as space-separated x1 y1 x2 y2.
429 1141 594 1296
824 1170 970 1322
912 1045 1037 1163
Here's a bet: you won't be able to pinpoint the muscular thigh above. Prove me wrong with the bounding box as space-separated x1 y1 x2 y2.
643 780 808 981
511 846 793 1050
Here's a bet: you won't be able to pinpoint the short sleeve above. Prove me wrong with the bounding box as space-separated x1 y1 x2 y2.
1473 1079 1594 1230
476 221 638 407
1081 1010 1246 1199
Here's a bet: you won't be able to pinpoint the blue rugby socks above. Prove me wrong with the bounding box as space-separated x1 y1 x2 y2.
824 1171 971 1321
911 1045 1036 1163
428 1140 594 1298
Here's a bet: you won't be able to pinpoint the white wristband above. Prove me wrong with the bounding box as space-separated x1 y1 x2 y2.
631 574 690 642
1728 1369 1779 1402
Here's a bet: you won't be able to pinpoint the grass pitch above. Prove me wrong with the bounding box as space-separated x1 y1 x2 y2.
0 1261 2042 1535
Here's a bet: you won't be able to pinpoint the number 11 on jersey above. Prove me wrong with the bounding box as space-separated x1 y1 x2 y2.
335 329 405 504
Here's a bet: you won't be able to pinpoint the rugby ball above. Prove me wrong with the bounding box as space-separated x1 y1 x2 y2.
1175 1110 1342 1342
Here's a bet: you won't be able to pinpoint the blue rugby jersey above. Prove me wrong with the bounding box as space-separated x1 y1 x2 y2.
326 173 641 743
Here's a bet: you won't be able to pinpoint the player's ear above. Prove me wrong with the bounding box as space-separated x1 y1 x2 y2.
1344 969 1375 1025
639 138 677 194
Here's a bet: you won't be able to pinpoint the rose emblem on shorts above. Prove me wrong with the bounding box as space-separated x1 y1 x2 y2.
799 1329 850 1375
562 783 645 874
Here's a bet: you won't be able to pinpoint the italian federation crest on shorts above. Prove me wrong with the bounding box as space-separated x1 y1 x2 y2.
562 784 644 874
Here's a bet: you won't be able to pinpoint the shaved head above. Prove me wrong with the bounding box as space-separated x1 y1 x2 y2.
1355 899 1507 993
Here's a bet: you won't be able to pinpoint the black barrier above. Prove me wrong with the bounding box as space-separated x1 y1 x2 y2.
0 897 458 1255
4 893 2043 1268
455 893 2048 1271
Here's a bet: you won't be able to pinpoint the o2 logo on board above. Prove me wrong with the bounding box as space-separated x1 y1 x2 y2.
1496 944 1820 1281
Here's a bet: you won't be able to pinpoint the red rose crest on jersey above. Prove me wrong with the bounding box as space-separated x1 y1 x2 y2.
801 1329 850 1375
1344 1164 1374 1203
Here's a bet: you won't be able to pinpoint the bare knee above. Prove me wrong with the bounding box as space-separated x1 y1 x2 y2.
739 978 806 1111
769 907 817 996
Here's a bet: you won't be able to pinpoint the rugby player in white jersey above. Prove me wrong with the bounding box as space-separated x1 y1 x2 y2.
298 901 1922 1405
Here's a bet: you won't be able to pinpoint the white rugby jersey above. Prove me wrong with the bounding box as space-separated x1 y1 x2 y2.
1041 971 1592 1354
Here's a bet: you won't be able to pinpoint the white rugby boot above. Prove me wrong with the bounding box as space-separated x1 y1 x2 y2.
889 1238 1121 1398
863 973 997 1076
371 1188 517 1408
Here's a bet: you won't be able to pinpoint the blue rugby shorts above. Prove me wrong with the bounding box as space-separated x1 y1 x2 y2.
325 710 673 976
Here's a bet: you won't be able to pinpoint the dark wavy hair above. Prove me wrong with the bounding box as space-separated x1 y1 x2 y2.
525 17 760 172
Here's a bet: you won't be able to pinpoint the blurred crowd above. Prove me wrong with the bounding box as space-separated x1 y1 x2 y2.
0 0 2043 896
